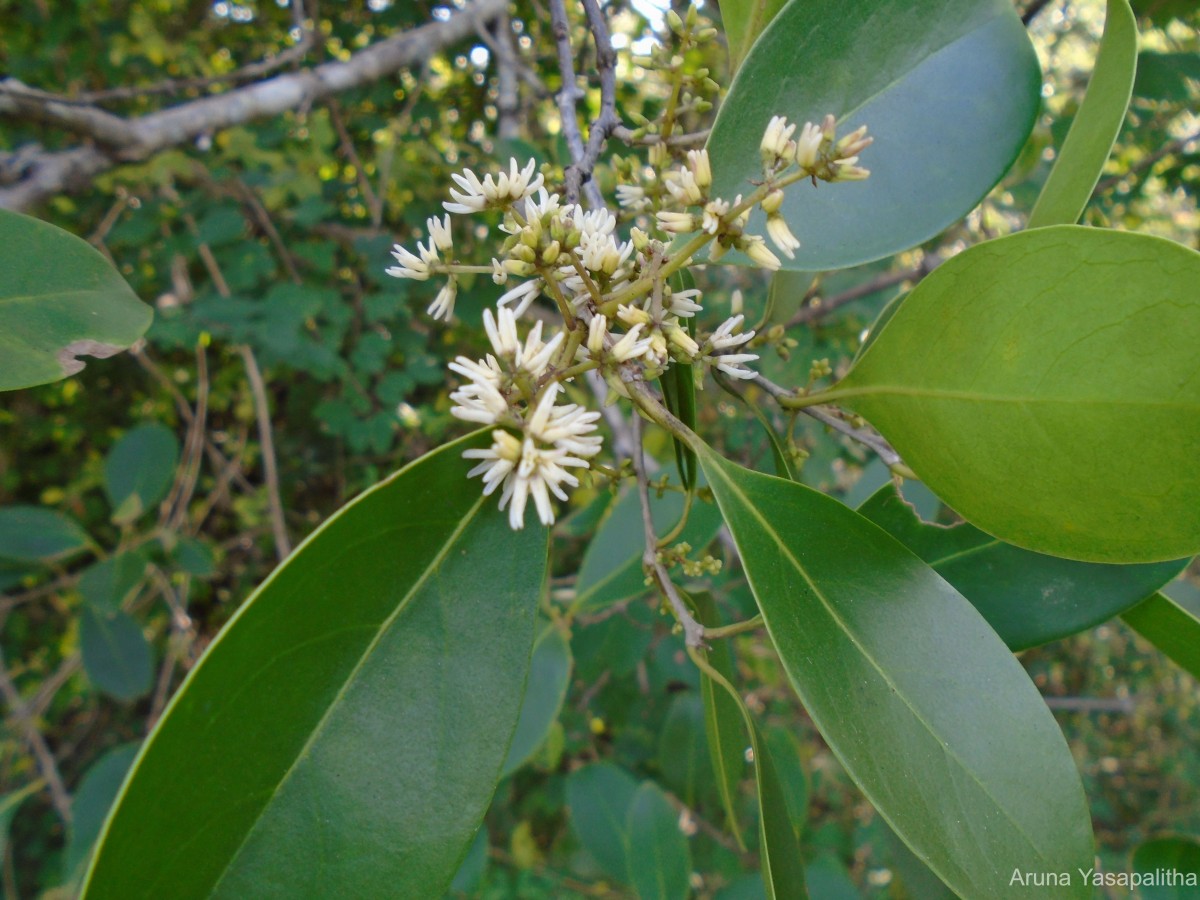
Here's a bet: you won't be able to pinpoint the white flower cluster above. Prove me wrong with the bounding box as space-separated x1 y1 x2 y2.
384 119 870 529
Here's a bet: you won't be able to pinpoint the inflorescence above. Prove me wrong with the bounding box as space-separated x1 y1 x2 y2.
387 114 871 529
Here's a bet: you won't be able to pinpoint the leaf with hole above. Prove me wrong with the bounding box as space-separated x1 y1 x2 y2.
706 0 1040 270
694 446 1094 899
834 226 1200 563
82 434 548 899
0 208 152 391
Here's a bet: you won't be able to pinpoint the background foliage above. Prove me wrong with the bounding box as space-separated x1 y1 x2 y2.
1 0 1199 896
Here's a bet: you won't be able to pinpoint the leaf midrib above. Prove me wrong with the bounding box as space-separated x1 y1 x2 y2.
704 458 1058 875
825 384 1199 411
206 494 486 896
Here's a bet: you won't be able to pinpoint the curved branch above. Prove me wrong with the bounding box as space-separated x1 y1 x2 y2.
0 0 508 211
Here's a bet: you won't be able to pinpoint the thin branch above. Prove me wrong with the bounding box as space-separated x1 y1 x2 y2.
786 253 942 327
238 346 292 561
1093 129 1200 198
489 11 521 139
548 0 592 206
0 0 508 211
326 99 383 227
612 124 710 146
573 0 620 203
0 644 72 825
631 415 706 648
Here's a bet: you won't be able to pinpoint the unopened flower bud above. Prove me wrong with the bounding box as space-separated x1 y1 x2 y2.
761 189 785 215
542 240 561 265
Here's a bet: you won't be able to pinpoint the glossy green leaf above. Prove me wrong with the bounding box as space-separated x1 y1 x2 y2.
1122 592 1200 680
694 447 1094 899
64 744 141 883
0 505 90 563
79 608 154 702
501 624 572 776
1134 52 1200 102
0 208 152 391
692 592 748 848
566 762 640 882
763 727 808 839
859 484 1185 650
694 638 808 899
574 481 723 611
834 227 1200 563
717 0 788 72
103 423 180 523
662 272 699 491
625 782 692 900
448 827 489 896
78 551 150 614
658 693 710 808
1131 837 1200 899
884 821 957 900
707 0 1040 270
1028 0 1137 228
83 435 548 900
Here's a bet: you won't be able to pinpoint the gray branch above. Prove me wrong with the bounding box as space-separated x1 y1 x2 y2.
0 0 508 211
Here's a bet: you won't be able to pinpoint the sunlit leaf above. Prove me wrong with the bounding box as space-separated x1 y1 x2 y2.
1122 592 1200 680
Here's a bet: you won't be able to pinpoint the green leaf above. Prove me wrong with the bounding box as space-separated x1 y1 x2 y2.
78 551 150 614
103 423 181 523
0 781 42 862
706 0 1040 270
833 226 1200 563
566 762 640 882
82 434 548 900
1131 836 1200 899
1122 592 1200 680
501 624 573 776
718 374 795 480
64 744 141 883
717 0 788 72
762 727 808 840
574 481 723 611
658 693 710 808
804 856 859 899
692 637 808 899
79 608 154 702
858 484 1185 650
1134 52 1200 102
0 208 152 391
625 782 692 900
1027 0 1137 228
448 827 489 896
694 447 1094 899
661 362 698 491
692 593 748 849
0 505 90 563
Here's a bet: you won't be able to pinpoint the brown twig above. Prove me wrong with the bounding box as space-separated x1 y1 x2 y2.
786 253 942 327
0 644 72 825
238 346 292 561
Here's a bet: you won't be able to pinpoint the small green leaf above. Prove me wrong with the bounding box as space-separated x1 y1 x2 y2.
834 226 1200 563
707 0 1040 270
1131 836 1200 899
64 744 141 883
83 434 548 899
0 208 152 391
0 505 90 563
1134 51 1200 102
717 0 789 72
694 447 1094 899
1028 0 1137 228
661 363 698 491
566 762 640 882
103 423 181 524
625 782 692 900
80 608 154 702
78 551 150 614
658 693 710 808
858 484 1185 650
1122 592 1200 680
448 827 489 896
804 856 859 899
501 624 573 776
169 536 217 578
0 781 43 862
762 727 808 840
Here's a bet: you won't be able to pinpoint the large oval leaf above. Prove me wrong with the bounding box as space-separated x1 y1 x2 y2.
695 447 1094 899
501 623 572 776
1027 0 1138 228
1131 836 1200 899
1122 592 1200 680
717 0 788 73
858 484 1186 649
706 0 1041 270
625 782 692 900
0 208 152 391
82 434 547 899
833 227 1200 563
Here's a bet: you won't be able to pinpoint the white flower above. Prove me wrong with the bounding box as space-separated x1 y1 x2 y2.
687 149 712 190
427 214 453 253
515 318 565 378
657 211 697 235
448 355 509 425
586 315 608 356
701 198 730 234
794 120 824 170
664 166 705 205
766 215 801 259
760 115 797 164
497 278 542 317
483 306 520 357
444 158 544 215
665 288 703 318
832 159 870 182
836 125 872 159
427 276 458 321
708 314 755 350
464 430 522 496
386 240 437 281
714 353 758 380
527 384 603 457
616 184 648 210
491 258 508 284
610 323 652 362
500 437 587 529
577 231 633 275
742 235 782 271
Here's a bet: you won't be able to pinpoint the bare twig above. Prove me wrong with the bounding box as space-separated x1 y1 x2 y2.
631 415 706 648
326 99 383 227
1093 129 1200 198
612 124 710 147
238 346 292 561
548 0 593 206
786 253 942 327
489 11 521 139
